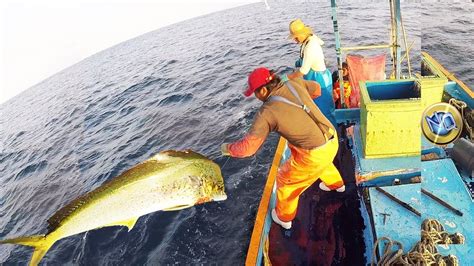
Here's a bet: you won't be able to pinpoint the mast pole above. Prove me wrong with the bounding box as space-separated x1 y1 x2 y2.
389 0 395 78
400 7 412 77
331 0 345 108
391 0 402 79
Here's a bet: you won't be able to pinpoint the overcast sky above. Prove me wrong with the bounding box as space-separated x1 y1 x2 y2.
0 0 257 105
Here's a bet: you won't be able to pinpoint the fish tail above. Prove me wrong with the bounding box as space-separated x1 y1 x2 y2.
0 235 55 266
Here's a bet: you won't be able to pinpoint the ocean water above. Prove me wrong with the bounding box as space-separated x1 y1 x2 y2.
0 0 470 264
421 0 474 89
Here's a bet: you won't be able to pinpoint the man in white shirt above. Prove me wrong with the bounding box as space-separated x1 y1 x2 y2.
285 19 336 127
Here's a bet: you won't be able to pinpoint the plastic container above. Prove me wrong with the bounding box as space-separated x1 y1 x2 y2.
360 80 422 158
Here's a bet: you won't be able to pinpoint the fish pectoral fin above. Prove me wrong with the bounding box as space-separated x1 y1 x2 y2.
163 204 193 211
109 217 140 232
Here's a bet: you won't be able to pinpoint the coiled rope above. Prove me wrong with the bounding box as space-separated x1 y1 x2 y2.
421 219 465 246
371 219 464 265
450 98 473 141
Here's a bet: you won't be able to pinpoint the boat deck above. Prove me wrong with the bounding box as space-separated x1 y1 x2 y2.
266 126 367 265
422 159 474 264
368 183 421 254
369 158 474 264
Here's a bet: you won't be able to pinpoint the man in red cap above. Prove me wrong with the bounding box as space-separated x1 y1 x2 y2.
221 67 345 230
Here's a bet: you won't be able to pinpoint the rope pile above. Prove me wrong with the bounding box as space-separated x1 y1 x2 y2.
421 219 464 245
450 98 473 141
371 219 464 265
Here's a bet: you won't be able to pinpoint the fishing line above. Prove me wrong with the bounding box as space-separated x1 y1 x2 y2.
210 152 231 170
220 156 231 171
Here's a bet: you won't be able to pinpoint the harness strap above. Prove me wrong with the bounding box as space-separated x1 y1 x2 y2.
286 82 307 108
267 81 310 111
267 81 334 140
299 36 311 59
267 96 310 113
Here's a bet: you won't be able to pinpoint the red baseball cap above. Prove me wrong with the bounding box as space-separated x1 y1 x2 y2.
244 67 273 97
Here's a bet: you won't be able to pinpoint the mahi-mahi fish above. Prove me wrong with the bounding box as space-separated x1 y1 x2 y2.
0 150 227 265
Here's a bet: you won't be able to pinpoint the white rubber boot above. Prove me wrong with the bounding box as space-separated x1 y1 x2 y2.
319 182 346 193
336 185 346 193
271 209 292 229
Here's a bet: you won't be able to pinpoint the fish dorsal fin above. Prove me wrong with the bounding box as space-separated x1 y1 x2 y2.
163 204 193 211
106 217 140 232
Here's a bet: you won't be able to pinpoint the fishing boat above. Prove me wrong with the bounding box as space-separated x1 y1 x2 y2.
246 0 473 265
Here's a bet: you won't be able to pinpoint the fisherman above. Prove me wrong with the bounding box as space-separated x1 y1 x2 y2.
283 19 337 127
332 62 352 109
221 67 345 230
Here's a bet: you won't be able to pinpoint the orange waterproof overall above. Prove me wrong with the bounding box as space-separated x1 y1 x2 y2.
275 129 344 222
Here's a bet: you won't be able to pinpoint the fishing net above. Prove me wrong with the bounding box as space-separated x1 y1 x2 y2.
346 54 387 108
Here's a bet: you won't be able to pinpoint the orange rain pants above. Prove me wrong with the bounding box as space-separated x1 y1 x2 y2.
275 131 344 222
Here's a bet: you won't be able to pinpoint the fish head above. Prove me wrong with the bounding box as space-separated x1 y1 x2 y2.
198 159 227 203
157 150 227 204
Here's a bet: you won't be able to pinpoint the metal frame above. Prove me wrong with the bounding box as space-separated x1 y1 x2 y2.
330 0 405 108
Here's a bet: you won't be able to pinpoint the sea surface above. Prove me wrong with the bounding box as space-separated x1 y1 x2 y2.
0 0 471 264
421 0 474 88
